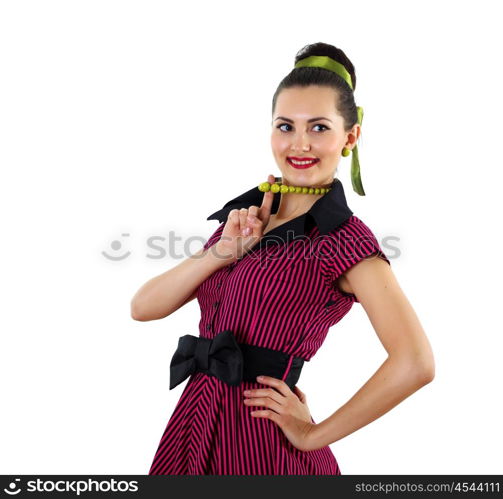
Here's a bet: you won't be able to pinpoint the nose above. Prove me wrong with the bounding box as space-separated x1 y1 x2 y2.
290 130 310 152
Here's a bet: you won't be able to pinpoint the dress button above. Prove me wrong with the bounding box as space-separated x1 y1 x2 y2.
213 301 219 309
216 282 222 289
206 324 211 330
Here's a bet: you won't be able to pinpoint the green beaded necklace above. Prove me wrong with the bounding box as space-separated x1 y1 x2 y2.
258 180 331 195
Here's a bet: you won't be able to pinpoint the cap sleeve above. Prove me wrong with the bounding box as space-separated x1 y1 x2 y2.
319 215 390 284
202 222 226 251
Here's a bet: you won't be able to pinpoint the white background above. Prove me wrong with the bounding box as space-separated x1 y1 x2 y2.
1 0 502 475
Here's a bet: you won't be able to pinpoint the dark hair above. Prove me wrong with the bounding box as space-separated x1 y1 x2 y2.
272 42 358 133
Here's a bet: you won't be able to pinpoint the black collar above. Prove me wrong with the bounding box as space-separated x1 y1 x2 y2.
206 177 354 246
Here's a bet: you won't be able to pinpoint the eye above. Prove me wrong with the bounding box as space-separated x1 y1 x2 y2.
277 123 292 132
276 123 330 132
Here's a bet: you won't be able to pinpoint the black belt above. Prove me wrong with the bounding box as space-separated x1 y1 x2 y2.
169 329 305 391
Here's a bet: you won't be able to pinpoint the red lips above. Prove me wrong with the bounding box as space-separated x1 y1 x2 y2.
287 157 320 169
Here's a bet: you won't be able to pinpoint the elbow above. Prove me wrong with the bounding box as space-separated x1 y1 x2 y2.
418 364 435 385
414 355 435 386
130 300 148 321
391 351 435 387
130 300 170 322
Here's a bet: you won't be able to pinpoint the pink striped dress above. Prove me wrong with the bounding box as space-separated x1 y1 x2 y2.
148 178 390 475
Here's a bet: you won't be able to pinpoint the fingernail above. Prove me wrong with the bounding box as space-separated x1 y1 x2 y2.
257 375 263 380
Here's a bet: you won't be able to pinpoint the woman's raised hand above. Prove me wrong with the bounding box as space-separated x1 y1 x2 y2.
214 174 275 263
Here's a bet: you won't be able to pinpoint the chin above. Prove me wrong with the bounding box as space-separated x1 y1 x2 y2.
287 167 320 181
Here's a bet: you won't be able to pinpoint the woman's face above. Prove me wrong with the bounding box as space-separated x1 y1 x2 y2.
271 85 360 186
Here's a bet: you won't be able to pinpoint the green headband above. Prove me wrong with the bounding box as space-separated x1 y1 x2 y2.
294 55 365 196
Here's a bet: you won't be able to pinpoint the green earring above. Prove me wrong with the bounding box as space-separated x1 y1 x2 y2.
341 147 350 157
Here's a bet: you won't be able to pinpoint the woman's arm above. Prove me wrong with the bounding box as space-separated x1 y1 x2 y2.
130 246 233 322
309 256 435 450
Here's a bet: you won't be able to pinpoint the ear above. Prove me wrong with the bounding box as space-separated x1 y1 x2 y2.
345 123 361 148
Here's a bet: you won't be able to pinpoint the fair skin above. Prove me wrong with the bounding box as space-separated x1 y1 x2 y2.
236 85 435 452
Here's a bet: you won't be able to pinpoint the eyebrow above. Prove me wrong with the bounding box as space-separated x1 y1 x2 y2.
274 116 333 123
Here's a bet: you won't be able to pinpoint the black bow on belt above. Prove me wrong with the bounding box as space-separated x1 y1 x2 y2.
169 329 244 389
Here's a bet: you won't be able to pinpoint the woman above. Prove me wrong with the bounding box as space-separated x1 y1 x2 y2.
132 42 435 475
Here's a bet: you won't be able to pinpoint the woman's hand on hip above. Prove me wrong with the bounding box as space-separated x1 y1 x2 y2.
243 375 320 452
